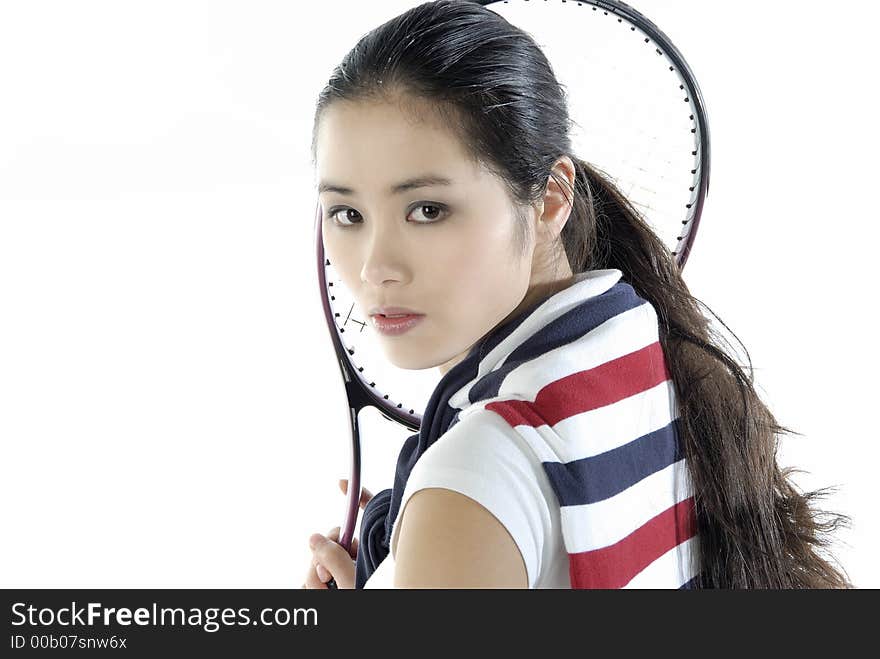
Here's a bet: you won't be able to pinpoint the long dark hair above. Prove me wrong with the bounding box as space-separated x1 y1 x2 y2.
310 0 852 588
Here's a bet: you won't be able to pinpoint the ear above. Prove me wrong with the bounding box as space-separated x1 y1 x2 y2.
536 155 576 242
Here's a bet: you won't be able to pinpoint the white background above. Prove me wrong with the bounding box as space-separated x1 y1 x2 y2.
1 0 876 588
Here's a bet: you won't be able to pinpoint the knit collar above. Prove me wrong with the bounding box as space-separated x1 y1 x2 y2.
445 267 624 416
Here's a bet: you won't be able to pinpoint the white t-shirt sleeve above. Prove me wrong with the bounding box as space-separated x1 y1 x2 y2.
388 407 553 588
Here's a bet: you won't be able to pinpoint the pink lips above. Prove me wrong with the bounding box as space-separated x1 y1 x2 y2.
371 313 425 336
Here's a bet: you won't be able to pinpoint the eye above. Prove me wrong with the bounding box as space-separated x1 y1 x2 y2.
326 207 363 226
408 203 448 223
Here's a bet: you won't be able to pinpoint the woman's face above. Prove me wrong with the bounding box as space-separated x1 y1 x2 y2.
315 97 572 375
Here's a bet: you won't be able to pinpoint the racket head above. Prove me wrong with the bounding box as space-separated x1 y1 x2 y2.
478 0 710 270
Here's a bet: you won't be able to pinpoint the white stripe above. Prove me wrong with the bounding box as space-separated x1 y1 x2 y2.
559 458 695 553
497 379 679 465
449 268 622 410
623 535 701 589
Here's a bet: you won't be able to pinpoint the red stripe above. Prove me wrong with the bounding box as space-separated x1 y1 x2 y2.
569 495 698 589
485 341 670 427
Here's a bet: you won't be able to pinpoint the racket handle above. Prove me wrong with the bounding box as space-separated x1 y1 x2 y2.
326 577 338 590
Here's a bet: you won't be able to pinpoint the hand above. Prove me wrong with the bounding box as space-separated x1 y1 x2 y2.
300 479 374 589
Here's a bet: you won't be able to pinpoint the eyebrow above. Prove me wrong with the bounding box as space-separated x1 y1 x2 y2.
317 175 454 196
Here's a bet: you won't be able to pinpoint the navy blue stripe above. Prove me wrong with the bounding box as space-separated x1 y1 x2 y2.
542 417 684 506
679 573 702 589
469 281 645 404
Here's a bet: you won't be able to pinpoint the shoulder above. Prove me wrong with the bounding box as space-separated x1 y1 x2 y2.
399 406 551 498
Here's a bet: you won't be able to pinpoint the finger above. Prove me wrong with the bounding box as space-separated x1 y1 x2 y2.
311 538 353 587
316 563 331 582
303 560 326 590
340 479 373 509
326 526 356 557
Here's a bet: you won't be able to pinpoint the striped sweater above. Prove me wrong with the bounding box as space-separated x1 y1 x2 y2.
356 268 702 588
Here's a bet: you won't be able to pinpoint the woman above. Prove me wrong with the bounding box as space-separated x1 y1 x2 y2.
302 0 852 589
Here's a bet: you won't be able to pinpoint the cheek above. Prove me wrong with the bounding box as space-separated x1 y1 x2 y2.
444 246 526 315
432 215 514 270
321 240 368 316
462 220 525 276
322 231 357 278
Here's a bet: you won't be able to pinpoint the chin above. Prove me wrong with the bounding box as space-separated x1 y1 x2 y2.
382 349 437 371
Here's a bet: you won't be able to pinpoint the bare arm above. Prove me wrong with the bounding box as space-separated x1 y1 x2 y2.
392 487 528 589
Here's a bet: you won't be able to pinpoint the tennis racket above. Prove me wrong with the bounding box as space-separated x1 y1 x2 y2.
314 0 710 588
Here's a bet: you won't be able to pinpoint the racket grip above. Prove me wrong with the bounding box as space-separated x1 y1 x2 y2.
326 577 338 590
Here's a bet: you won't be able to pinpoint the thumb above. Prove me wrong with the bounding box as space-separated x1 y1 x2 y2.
310 534 354 577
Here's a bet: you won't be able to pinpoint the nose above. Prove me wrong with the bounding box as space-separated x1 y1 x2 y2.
360 221 411 286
